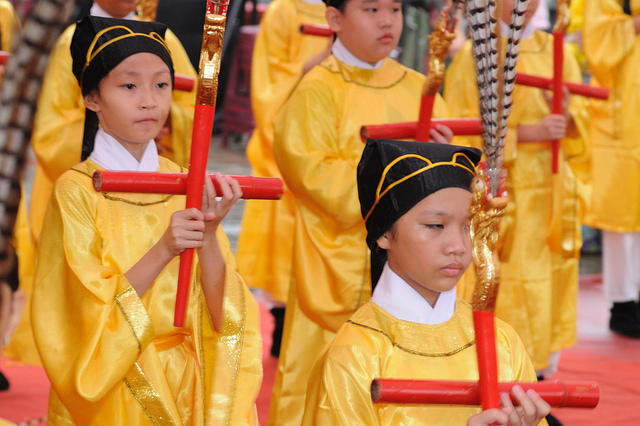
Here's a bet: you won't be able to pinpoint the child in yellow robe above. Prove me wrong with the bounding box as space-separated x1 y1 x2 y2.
269 0 454 422
582 0 640 338
31 16 262 425
6 0 198 367
303 138 550 425
236 0 331 357
444 0 589 379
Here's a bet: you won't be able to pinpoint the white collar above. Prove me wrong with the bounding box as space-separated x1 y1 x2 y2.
371 263 457 325
499 18 536 42
302 0 325 4
90 3 136 20
89 128 159 172
331 38 384 70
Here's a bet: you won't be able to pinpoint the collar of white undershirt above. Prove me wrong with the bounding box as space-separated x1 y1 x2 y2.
371 262 457 325
90 3 136 20
302 0 324 4
499 17 536 41
89 128 159 172
332 37 383 70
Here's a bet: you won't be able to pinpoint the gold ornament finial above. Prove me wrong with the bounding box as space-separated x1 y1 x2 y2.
553 0 571 34
469 170 508 313
423 9 457 97
136 0 158 21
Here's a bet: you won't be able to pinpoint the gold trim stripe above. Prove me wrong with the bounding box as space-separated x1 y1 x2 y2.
115 286 153 354
364 152 476 223
125 363 178 425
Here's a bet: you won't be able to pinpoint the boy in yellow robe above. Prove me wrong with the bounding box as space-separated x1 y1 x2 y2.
269 0 454 422
444 0 589 379
6 0 198 367
582 0 640 338
31 16 262 425
304 138 550 425
236 0 331 357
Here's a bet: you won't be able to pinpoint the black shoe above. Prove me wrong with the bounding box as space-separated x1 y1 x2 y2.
609 301 640 338
0 371 9 391
270 307 285 357
545 412 563 426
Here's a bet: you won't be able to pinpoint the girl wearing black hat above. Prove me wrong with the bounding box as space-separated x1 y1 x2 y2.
303 139 550 425
31 16 262 425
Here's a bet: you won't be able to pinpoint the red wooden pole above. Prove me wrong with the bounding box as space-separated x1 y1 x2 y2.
0 51 9 66
514 73 609 100
551 32 564 174
299 24 333 37
174 73 195 92
415 95 435 142
473 310 500 410
371 379 600 408
92 171 283 199
360 119 483 142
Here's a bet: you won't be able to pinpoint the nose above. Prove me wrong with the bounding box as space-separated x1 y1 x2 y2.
445 228 469 256
140 87 157 110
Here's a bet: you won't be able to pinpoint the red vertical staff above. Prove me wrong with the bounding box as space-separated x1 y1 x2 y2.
175 0 229 327
551 31 563 174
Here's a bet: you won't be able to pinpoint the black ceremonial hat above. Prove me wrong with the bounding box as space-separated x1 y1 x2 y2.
357 139 481 286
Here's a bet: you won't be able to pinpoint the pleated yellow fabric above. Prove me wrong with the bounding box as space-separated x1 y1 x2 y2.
31 158 262 425
303 300 543 425
444 31 589 370
582 0 640 233
237 0 327 303
0 0 21 52
6 20 197 366
269 55 450 425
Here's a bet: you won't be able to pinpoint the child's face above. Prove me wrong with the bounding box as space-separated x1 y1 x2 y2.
95 0 137 18
327 0 403 65
377 187 473 307
501 0 540 27
84 52 172 160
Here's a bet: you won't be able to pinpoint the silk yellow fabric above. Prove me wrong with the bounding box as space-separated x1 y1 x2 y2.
0 0 21 52
6 20 197 366
270 55 449 425
444 32 588 369
237 0 327 303
583 0 640 232
303 300 545 425
31 158 262 425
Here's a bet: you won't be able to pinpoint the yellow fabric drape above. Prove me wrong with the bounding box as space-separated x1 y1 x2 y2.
582 0 640 233
444 31 588 370
303 300 545 425
0 0 21 52
237 0 327 303
269 55 450 425
32 158 262 425
6 20 197 366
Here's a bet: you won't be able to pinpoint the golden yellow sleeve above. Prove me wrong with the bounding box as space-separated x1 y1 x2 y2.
32 176 154 412
0 0 21 52
583 0 637 80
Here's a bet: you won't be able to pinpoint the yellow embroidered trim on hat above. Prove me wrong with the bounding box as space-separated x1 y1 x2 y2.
80 25 172 90
364 152 476 223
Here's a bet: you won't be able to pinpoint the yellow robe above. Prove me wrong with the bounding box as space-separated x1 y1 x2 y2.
6 21 197 366
32 158 262 425
444 32 588 370
0 0 21 52
270 55 449 425
303 300 545 425
237 0 327 303
582 0 640 232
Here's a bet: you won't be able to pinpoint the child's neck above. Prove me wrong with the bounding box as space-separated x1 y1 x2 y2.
332 38 384 70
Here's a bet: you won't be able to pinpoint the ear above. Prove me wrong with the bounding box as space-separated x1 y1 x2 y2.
376 231 391 250
83 91 101 113
325 6 342 33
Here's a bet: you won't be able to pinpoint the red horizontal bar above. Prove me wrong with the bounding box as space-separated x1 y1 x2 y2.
360 118 483 142
515 73 609 100
0 51 9 66
371 379 599 408
92 171 283 200
174 74 195 92
299 24 333 37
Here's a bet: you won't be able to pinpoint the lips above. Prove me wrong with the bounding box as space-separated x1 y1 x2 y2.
441 262 464 277
379 33 394 43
